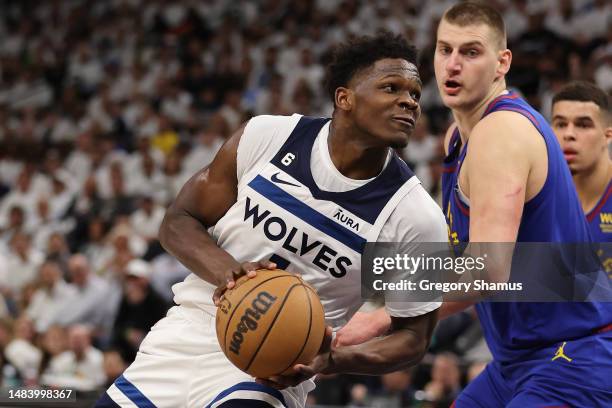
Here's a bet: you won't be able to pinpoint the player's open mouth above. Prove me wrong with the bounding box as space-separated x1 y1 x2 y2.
563 149 577 161
444 80 461 94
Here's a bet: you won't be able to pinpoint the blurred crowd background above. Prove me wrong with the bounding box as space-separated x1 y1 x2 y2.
0 0 609 406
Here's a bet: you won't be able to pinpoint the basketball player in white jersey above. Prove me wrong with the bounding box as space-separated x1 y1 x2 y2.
96 31 447 408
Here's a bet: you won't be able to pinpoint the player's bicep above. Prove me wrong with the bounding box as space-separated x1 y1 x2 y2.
466 115 531 242
171 124 246 227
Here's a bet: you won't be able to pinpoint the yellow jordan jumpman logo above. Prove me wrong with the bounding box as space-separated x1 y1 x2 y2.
552 342 572 362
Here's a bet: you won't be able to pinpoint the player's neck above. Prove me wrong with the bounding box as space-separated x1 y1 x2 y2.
453 84 507 144
573 159 612 213
328 120 389 180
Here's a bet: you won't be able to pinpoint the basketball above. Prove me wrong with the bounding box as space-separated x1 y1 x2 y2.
215 269 326 378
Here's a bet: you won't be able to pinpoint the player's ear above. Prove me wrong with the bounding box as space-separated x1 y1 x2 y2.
496 49 512 78
335 87 353 112
604 124 612 147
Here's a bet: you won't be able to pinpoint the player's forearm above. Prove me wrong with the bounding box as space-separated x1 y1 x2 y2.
324 329 429 375
159 209 240 286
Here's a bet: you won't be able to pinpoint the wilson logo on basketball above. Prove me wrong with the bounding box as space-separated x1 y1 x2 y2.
229 291 277 355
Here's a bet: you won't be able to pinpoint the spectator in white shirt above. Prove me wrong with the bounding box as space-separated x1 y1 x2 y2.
40 324 105 391
182 125 225 176
49 255 113 336
126 154 165 203
0 205 26 249
129 196 165 244
1 232 44 301
4 316 41 385
64 131 93 188
26 260 77 333
37 325 68 380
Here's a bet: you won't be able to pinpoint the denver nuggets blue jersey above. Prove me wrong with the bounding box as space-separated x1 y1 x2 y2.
173 114 443 330
587 179 612 277
442 92 612 362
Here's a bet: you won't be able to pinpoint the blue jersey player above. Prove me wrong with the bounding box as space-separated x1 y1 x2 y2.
336 2 612 407
436 3 611 407
552 81 612 277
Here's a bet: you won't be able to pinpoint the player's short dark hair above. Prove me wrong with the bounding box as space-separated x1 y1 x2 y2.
552 81 610 113
325 31 417 104
442 1 507 49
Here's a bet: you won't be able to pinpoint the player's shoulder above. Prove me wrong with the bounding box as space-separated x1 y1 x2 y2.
381 182 447 242
237 114 303 181
244 113 302 137
471 110 542 153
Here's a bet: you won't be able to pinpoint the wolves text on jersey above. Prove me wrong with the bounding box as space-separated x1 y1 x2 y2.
244 197 352 278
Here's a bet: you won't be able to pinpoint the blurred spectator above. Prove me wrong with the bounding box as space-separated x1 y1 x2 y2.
4 316 40 385
37 325 68 380
182 120 225 176
80 217 111 274
0 168 43 230
111 259 169 362
0 205 26 248
374 369 416 407
130 196 166 260
64 131 94 187
40 324 105 391
0 318 20 387
25 260 77 333
49 254 113 335
1 232 44 302
161 150 190 204
151 115 179 156
423 352 462 405
45 232 72 275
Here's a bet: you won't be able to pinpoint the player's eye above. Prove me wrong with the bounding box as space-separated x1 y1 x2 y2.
383 84 396 93
438 46 451 55
466 49 479 57
410 91 421 101
553 121 566 129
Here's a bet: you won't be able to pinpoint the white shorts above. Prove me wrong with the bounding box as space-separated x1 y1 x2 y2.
103 305 315 408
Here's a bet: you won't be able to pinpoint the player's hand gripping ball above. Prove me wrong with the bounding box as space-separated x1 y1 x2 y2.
216 269 325 378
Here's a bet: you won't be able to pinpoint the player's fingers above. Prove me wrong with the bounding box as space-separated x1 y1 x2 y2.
295 364 316 378
258 260 277 270
239 262 261 278
213 274 235 305
212 286 225 305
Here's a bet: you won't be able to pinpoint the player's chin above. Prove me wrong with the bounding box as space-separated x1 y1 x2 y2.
387 133 409 149
441 94 463 110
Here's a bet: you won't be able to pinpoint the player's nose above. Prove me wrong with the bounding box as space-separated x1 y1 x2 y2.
445 51 462 74
562 124 576 141
398 92 419 111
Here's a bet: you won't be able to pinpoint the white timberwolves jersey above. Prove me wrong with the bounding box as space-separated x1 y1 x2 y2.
173 114 444 329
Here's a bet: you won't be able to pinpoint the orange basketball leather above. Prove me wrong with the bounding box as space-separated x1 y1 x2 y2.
216 269 325 378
